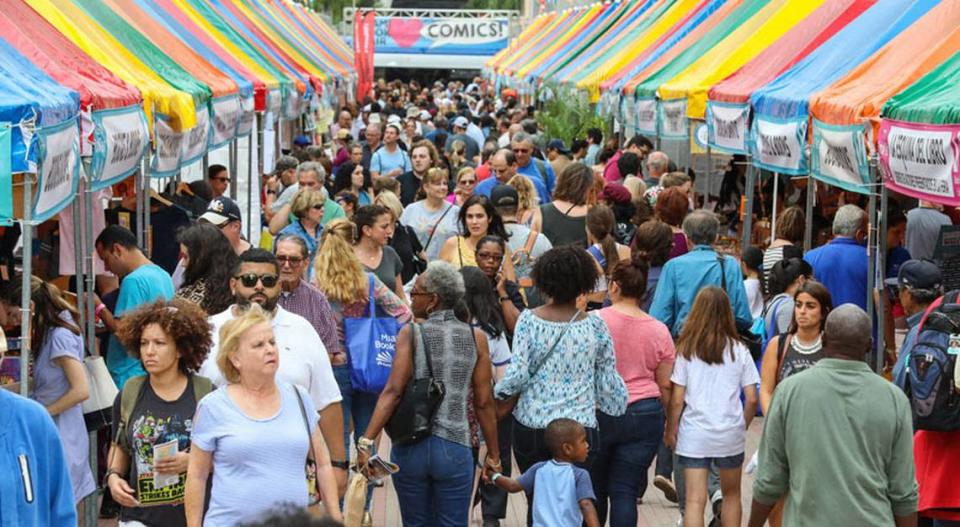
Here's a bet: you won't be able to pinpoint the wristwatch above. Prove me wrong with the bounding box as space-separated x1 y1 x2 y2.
499 296 510 303
491 472 503 483
357 436 376 454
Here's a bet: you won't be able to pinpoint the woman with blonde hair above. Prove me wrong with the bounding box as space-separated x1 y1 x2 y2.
313 219 411 466
375 191 424 285
448 166 478 207
186 304 342 526
277 188 326 274
507 174 542 230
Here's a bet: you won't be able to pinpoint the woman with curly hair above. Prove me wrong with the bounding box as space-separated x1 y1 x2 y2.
507 174 541 230
105 299 215 527
175 222 238 315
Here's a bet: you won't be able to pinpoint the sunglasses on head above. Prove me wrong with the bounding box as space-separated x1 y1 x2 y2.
234 273 279 288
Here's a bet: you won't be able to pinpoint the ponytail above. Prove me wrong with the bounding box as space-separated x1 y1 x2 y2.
587 205 620 275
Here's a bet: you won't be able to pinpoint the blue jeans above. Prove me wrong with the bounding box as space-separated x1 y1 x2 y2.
392 435 475 527
591 398 664 527
333 364 379 459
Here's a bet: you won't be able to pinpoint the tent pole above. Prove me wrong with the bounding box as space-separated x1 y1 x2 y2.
19 172 33 397
742 161 755 249
866 168 878 372
770 172 779 246
804 176 814 251
229 139 238 201
706 142 712 205
135 165 144 248
142 155 152 258
877 177 889 372
247 129 256 242
202 153 210 184
74 174 96 527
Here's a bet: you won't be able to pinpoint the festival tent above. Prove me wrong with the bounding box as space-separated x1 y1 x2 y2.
486 11 557 74
25 0 198 134
506 4 606 79
279 0 353 73
605 0 732 95
0 0 147 189
523 0 648 82
807 1 960 193
0 38 81 223
544 0 672 87
656 0 827 132
748 0 940 175
878 51 960 206
497 9 583 77
630 0 774 138
704 0 874 154
75 0 245 153
569 0 710 99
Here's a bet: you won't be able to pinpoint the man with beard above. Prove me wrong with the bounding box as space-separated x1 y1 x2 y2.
198 249 348 493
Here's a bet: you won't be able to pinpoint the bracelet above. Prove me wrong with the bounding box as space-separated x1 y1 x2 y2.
498 296 510 303
95 303 107 318
491 472 503 483
103 469 122 487
330 460 349 470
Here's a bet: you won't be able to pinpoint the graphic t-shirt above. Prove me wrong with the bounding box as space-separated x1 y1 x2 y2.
110 377 200 527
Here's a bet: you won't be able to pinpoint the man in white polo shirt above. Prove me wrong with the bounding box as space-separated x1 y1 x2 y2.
198 248 348 492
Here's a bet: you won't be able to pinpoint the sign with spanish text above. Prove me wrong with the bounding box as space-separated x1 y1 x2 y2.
707 102 749 154
811 120 870 194
879 118 960 207
374 16 510 55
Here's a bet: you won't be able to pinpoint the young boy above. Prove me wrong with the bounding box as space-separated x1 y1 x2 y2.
489 418 600 527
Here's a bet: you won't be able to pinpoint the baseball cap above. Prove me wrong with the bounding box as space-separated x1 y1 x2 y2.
884 259 942 290
293 135 311 146
419 110 431 121
490 184 518 208
199 196 242 226
452 116 470 129
406 106 420 119
546 139 569 155
271 155 299 176
367 113 382 124
387 114 402 125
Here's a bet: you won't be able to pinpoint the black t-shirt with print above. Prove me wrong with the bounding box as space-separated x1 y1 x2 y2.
110 376 201 527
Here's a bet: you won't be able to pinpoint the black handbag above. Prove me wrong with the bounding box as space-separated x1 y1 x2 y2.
717 255 764 361
385 323 446 446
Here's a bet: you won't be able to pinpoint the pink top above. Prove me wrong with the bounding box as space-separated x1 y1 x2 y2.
598 308 675 403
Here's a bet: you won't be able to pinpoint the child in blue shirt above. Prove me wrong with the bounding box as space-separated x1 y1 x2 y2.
490 418 600 527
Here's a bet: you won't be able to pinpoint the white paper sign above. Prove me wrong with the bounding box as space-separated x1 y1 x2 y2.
211 96 241 147
707 102 749 153
95 108 148 188
180 107 210 165
635 97 657 135
153 117 183 177
883 124 956 198
237 95 255 137
812 121 867 189
659 99 688 138
752 117 805 173
35 121 79 222
266 89 282 122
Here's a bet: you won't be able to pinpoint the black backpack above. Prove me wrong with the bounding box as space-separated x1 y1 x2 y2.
905 290 960 431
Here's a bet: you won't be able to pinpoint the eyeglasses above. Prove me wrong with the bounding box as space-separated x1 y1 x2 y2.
312 204 325 210
276 256 304 266
459 179 477 185
512 147 531 154
234 273 279 288
410 289 434 297
476 251 503 261
211 176 230 183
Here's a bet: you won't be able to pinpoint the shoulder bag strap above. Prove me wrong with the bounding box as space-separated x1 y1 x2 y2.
366 274 377 319
776 333 792 384
716 254 727 292
523 228 538 255
293 385 319 465
422 204 453 253
528 310 581 379
417 322 436 378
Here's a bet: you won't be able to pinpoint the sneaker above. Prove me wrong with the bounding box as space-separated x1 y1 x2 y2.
710 489 723 526
654 475 679 503
675 516 684 527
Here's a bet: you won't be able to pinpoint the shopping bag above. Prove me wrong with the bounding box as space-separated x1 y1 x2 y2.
345 274 400 393
343 472 369 527
81 354 118 431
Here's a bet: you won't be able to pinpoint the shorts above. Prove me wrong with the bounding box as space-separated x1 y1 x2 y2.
677 453 745 470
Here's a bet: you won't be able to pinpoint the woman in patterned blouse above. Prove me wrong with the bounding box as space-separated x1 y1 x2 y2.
495 246 627 479
174 223 238 315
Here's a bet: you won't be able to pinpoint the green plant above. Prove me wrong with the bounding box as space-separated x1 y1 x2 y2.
536 86 607 144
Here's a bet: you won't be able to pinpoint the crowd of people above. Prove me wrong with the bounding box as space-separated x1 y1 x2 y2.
0 76 958 527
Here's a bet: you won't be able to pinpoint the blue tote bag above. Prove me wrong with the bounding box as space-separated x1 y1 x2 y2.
345 274 401 393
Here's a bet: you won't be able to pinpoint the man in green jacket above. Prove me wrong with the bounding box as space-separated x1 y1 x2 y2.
749 304 918 527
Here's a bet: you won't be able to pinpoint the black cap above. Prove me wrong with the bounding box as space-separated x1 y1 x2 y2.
490 184 518 208
884 259 942 290
199 196 242 226
546 139 569 155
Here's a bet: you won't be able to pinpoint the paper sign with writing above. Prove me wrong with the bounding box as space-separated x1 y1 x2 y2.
90 105 148 191
180 107 210 168
34 119 79 223
210 95 241 148
658 99 688 139
879 118 960 206
374 17 509 55
707 102 749 154
751 116 806 174
152 116 183 178
237 95 255 137
811 119 870 194
635 97 658 135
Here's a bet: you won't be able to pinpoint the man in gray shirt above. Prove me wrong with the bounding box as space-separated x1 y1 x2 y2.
906 201 951 261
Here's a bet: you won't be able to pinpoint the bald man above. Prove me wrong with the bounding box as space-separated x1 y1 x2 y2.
749 304 918 527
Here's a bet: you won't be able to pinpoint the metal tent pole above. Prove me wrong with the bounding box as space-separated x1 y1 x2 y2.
742 162 755 249
202 153 210 184
866 164 879 372
770 172 780 246
83 168 99 527
135 165 144 248
247 131 255 241
877 179 889 371
19 172 33 397
142 155 152 257
804 176 815 251
229 138 238 201
74 173 97 527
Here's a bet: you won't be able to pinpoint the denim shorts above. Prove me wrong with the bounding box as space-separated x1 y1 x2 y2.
677 452 745 470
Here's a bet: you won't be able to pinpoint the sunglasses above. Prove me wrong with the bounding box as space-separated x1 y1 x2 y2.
276 256 304 266
234 273 279 288
459 179 477 185
512 148 531 154
312 204 325 210
211 177 231 183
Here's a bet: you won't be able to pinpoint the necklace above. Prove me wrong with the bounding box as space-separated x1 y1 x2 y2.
792 334 822 354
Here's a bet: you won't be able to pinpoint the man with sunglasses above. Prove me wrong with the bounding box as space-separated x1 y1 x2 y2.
199 249 348 493
511 132 555 194
207 164 230 198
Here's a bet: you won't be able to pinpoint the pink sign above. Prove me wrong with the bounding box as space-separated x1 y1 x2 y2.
878 118 960 206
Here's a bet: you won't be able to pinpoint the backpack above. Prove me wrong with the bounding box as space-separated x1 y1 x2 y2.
114 374 215 447
754 294 790 354
905 290 960 431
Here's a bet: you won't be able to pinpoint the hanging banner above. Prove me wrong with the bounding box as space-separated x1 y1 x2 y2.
152 116 183 178
266 90 282 124
355 10 375 102
707 102 750 154
751 117 807 175
635 97 658 136
879 119 960 206
211 96 242 149
0 124 11 226
34 119 79 223
659 99 688 139
374 16 509 55
90 106 149 191
237 95 256 137
181 107 211 168
811 120 870 194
